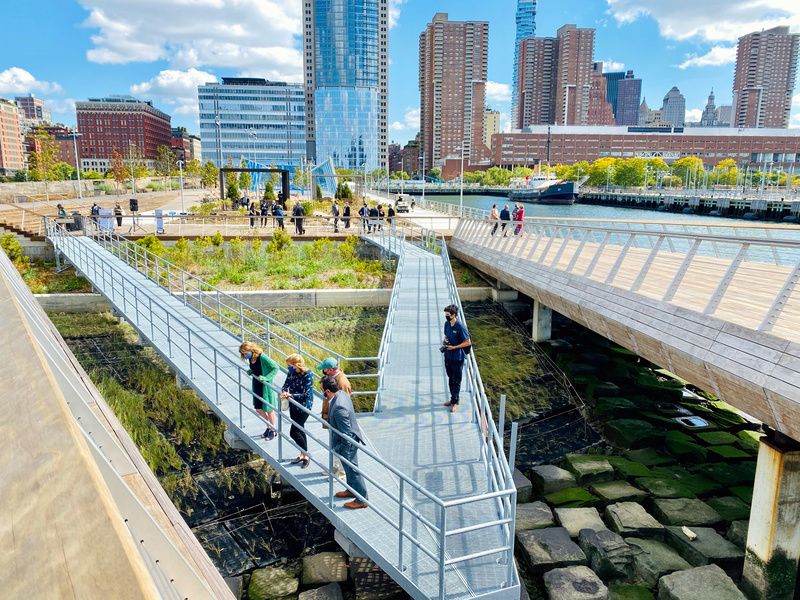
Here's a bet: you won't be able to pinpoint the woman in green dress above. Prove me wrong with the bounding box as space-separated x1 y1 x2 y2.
239 341 279 440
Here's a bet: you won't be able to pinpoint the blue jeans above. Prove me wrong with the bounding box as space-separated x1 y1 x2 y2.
338 444 368 500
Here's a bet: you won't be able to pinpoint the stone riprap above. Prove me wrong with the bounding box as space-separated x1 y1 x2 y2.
301 552 348 585
705 496 751 522
555 507 609 538
604 502 664 539
248 565 300 600
625 537 691 587
578 529 634 579
517 527 587 573
650 498 723 527
543 565 609 600
726 520 749 548
589 480 649 503
563 454 615 483
516 501 556 532
298 583 344 600
531 465 578 496
663 527 744 577
514 468 534 504
657 564 747 600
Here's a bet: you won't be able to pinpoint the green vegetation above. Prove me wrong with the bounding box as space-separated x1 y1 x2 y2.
2 233 91 293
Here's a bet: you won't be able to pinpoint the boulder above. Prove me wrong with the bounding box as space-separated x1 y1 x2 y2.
605 502 664 539
350 557 381 575
225 576 243 600
563 454 615 483
650 498 722 527
604 419 662 449
726 520 749 549
555 507 608 538
545 487 600 508
590 481 649 503
663 526 744 579
531 465 578 496
607 584 654 600
578 528 634 579
705 497 751 522
657 564 747 600
353 570 405 600
302 552 348 585
625 537 692 587
691 462 755 487
248 565 300 600
634 478 696 499
624 449 674 467
298 583 344 600
543 566 609 600
514 468 534 504
707 445 750 460
516 527 587 573
516 501 556 532
695 431 740 446
606 457 655 478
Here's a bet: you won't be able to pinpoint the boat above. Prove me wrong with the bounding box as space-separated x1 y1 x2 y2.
508 174 579 205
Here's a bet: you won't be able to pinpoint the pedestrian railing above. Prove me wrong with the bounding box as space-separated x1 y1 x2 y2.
453 216 800 334
46 219 520 599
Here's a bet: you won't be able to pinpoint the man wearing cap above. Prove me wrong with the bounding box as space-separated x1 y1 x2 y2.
317 357 351 478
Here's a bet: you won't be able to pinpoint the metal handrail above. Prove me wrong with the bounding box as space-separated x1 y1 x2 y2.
454 215 800 335
47 219 520 599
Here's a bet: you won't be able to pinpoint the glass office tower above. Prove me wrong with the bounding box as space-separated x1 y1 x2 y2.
303 0 388 171
512 0 537 127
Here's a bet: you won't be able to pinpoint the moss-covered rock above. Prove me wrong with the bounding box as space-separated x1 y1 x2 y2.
595 397 638 419
562 454 615 483
665 438 709 462
625 448 674 466
608 583 655 600
589 480 649 503
248 565 300 600
706 496 751 522
544 487 600 508
635 477 696 499
730 486 753 504
695 431 739 446
604 419 662 449
708 445 751 460
650 498 723 526
606 457 655 478
691 462 756 487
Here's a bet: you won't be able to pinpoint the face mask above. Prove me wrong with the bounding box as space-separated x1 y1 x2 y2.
288 366 296 373
243 353 252 360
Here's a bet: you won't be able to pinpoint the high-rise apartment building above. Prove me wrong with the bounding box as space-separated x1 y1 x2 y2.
419 13 489 166
587 62 614 125
512 0 537 128
733 26 799 129
554 24 595 126
198 78 305 169
75 95 171 173
603 71 625 116
15 94 51 123
515 36 558 128
303 0 388 171
660 86 686 127
484 109 501 147
715 105 733 127
24 125 80 169
615 71 642 126
0 98 25 174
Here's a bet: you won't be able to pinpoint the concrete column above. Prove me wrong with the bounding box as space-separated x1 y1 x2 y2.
531 299 552 342
742 431 800 600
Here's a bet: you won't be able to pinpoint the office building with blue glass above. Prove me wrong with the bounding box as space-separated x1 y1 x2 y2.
512 0 537 127
303 0 388 171
197 77 305 170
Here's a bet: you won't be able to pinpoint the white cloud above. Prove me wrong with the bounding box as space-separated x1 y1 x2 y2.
131 68 217 118
486 81 511 103
685 107 703 123
79 0 302 80
499 112 511 133
390 107 419 132
792 93 800 128
602 59 625 72
678 46 737 69
606 0 800 42
388 0 406 29
0 67 62 95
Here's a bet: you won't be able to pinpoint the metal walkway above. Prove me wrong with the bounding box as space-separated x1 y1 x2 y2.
46 221 518 600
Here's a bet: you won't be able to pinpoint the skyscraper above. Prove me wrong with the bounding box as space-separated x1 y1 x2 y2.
660 86 686 127
554 24 595 126
587 62 615 125
732 26 799 129
303 0 388 171
603 71 626 116
15 94 51 123
616 71 642 126
700 90 718 126
484 108 501 148
0 98 25 174
419 13 489 166
198 78 305 169
515 36 558 128
512 1 537 128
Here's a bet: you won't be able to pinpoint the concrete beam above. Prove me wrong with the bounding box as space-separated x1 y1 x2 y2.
742 431 800 600
531 299 552 342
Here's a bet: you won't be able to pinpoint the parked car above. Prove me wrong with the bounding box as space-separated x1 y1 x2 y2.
395 195 410 213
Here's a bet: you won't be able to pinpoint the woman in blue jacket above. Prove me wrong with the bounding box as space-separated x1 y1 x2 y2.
281 353 315 468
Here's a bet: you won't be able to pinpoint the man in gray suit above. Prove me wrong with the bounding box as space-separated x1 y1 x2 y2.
320 376 368 509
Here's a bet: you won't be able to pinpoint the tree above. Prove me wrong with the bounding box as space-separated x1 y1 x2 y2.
226 180 241 202
427 167 442 181
316 183 323 200
186 158 202 177
390 170 409 180
613 158 646 187
464 170 486 185
155 144 175 190
671 156 704 187
511 166 534 179
201 160 219 188
711 158 738 186
263 180 276 201
587 157 617 187
110 150 128 194
29 129 58 199
483 166 512 186
52 162 75 181
239 159 252 191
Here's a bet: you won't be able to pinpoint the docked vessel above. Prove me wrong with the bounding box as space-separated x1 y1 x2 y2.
508 174 579 205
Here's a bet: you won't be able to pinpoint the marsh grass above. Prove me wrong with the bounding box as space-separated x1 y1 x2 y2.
15 258 92 294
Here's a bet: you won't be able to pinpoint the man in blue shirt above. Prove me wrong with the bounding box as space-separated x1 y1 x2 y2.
442 304 472 413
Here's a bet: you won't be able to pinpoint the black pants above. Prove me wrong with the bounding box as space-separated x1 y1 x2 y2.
289 402 310 452
295 218 304 235
444 359 464 404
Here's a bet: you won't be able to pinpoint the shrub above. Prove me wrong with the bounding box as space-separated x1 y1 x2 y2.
136 234 165 256
338 236 359 261
210 231 224 247
1 233 24 262
267 227 293 254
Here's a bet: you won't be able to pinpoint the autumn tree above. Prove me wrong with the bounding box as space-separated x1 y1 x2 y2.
239 159 252 192
110 150 128 194
186 158 202 177
200 160 219 188
671 156 705 188
155 144 176 190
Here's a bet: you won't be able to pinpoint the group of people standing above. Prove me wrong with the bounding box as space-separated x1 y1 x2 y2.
357 202 395 233
247 200 286 230
239 343 369 510
489 202 525 236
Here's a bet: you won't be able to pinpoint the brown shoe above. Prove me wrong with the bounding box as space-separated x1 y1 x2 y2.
443 402 453 407
335 491 355 499
449 403 458 413
344 500 369 510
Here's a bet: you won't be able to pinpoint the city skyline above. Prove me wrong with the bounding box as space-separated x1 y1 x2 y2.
1 1 800 148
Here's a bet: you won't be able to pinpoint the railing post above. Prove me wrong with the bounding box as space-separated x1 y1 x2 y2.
439 505 447 600
498 394 507 441
328 429 334 509
216 291 222 330
239 303 245 341
398 479 405 572
509 421 519 473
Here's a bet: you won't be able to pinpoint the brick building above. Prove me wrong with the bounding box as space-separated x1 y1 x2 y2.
587 62 614 126
75 95 171 173
170 127 201 163
554 24 595 126
25 125 80 168
419 13 489 167
388 142 402 174
490 125 800 169
515 36 558 128
0 98 25 174
400 134 421 176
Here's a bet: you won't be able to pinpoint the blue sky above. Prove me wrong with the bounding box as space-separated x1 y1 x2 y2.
1 0 798 147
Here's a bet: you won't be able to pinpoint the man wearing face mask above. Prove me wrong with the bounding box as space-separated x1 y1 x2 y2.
442 304 472 413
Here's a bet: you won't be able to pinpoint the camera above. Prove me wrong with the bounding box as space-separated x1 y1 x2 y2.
439 345 447 353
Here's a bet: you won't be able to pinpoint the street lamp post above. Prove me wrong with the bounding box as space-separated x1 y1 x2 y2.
459 145 465 217
420 152 426 204
362 162 367 201
176 159 185 213
71 131 82 199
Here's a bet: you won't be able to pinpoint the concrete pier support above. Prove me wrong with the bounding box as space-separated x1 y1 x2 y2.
531 299 552 342
742 431 800 600
223 427 251 451
175 373 190 389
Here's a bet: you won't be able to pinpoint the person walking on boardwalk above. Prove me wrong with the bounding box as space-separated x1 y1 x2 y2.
274 204 285 230
514 202 525 235
332 201 340 233
343 202 351 229
260 201 269 227
239 341 279 439
489 204 499 236
499 204 511 236
281 354 314 468
114 203 124 228
249 202 257 228
387 204 395 229
321 375 368 509
359 203 369 232
441 304 472 413
292 202 305 235
317 356 351 478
